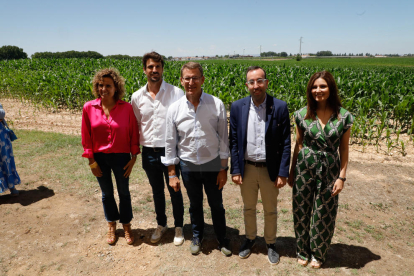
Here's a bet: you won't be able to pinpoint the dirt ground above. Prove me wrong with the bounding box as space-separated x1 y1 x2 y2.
1 98 413 276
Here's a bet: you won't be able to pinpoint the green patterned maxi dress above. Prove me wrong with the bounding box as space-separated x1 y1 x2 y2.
293 106 354 262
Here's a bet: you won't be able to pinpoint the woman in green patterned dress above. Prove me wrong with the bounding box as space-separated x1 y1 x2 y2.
288 71 354 268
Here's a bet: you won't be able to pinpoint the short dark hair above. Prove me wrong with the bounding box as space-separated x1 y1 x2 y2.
142 51 164 69
305 71 342 120
180 62 204 77
92 68 125 101
246 66 266 80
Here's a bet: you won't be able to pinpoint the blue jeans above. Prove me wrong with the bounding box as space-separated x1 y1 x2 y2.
94 152 133 224
180 156 227 242
142 147 184 227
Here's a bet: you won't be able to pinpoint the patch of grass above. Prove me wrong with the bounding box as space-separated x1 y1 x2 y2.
337 225 345 232
345 220 363 230
56 264 64 271
364 225 384 241
12 129 148 195
339 203 350 210
280 208 289 214
369 202 392 211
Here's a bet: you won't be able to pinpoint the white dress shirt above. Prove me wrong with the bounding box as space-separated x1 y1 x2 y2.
131 80 184 147
162 91 229 166
245 97 267 162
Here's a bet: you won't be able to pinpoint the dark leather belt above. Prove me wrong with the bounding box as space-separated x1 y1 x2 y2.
143 146 164 153
245 160 267 167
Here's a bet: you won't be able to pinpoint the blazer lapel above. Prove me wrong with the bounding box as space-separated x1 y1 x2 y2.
241 97 250 148
265 94 273 133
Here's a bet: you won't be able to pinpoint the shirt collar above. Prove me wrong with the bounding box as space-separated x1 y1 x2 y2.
91 98 125 108
185 89 205 104
250 96 266 109
145 79 165 95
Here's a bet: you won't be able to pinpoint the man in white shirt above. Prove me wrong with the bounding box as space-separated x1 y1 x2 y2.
131 52 185 246
162 62 231 256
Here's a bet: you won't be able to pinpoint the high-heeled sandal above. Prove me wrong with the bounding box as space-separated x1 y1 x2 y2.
107 222 117 245
310 256 323 269
297 257 309 266
123 223 134 245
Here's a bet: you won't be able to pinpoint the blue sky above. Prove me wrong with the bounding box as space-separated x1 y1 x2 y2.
1 0 413 57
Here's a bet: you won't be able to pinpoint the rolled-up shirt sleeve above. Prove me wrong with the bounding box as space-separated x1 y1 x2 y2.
81 105 94 158
161 106 180 166
217 101 229 159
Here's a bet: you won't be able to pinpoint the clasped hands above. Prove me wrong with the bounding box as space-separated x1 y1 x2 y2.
232 175 287 188
169 169 228 192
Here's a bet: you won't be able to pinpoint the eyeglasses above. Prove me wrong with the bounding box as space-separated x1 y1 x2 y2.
246 78 267 86
182 76 202 83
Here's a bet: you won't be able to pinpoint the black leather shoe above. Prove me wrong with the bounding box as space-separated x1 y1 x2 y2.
267 243 280 265
239 238 256 259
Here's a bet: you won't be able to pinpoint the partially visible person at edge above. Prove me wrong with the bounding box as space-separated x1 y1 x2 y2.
229 66 291 264
0 103 21 196
161 62 231 256
288 71 354 269
131 52 185 246
81 68 140 246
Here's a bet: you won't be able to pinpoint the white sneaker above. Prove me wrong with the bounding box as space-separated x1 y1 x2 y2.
151 225 168 243
173 227 185 246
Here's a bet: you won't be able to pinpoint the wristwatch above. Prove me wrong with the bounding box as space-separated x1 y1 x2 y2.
220 166 229 171
338 177 346 182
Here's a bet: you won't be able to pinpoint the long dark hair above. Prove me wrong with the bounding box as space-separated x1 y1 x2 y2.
304 71 342 120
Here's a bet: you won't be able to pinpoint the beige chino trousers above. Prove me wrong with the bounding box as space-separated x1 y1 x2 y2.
240 163 279 244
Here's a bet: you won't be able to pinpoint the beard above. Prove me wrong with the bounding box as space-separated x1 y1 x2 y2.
149 73 162 83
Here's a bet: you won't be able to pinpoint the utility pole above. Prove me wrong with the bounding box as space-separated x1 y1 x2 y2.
299 37 303 56
243 49 245 56
260 45 262 58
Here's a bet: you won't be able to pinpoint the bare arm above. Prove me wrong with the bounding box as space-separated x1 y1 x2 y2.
288 125 304 187
168 165 180 192
332 128 351 196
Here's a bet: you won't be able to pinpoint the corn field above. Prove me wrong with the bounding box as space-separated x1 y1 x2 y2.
1 58 413 155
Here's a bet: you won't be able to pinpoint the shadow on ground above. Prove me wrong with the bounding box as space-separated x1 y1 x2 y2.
236 236 380 269
324 243 381 269
109 223 241 256
0 185 55 206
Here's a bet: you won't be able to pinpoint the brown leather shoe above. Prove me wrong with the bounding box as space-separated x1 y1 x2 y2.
123 223 134 245
107 222 117 245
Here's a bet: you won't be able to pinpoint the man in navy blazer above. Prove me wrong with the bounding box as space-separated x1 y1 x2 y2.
229 66 291 264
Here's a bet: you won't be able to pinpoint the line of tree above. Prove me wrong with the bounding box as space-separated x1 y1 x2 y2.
105 54 142 60
32 50 104 59
316 50 333 56
0 45 28 61
260 51 288 57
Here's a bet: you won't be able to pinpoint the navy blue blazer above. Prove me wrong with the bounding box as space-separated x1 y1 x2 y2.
229 94 291 181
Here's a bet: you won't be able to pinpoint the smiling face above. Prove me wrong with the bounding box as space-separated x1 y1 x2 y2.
180 68 205 97
144 58 163 83
98 77 116 100
246 68 268 105
311 78 330 104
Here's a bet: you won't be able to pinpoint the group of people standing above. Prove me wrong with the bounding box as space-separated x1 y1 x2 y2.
81 51 353 268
